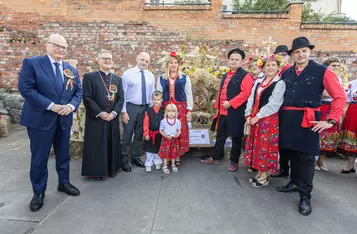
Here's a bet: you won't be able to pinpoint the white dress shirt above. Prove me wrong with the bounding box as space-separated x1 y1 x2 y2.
46 54 75 111
121 66 155 113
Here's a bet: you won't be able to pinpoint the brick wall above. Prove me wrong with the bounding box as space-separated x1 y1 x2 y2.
0 0 357 88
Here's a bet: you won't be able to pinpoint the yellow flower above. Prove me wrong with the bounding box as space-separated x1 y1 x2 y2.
257 59 264 67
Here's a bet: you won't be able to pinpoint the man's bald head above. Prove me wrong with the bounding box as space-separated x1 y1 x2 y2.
136 52 151 70
46 34 68 61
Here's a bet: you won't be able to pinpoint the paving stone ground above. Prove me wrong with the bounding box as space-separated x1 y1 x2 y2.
1 125 357 234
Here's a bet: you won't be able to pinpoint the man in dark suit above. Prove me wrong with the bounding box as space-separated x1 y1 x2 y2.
18 34 83 212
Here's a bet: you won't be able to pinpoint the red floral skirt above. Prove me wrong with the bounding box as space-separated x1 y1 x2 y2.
244 113 279 174
158 137 180 160
320 102 340 152
163 100 189 156
339 103 357 153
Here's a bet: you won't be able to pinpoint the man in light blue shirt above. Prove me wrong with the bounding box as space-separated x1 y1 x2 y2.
121 52 155 170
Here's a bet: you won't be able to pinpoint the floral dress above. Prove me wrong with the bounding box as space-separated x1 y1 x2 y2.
319 77 343 152
244 75 286 173
339 80 357 154
156 74 193 156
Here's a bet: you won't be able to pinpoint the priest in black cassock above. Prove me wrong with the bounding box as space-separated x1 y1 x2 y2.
81 50 124 180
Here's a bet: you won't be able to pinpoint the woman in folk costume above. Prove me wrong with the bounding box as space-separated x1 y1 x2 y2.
340 78 357 173
245 54 264 173
247 55 264 80
156 52 193 166
315 57 343 172
244 54 286 187
273 45 291 77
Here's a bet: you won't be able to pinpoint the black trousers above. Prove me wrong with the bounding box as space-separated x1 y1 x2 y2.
279 148 291 172
285 149 315 199
212 116 241 163
122 103 148 163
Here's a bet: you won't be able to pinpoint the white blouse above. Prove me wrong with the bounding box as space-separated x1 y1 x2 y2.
245 75 286 119
345 79 357 103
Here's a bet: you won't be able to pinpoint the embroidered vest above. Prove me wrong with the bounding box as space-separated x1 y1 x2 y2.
160 74 187 102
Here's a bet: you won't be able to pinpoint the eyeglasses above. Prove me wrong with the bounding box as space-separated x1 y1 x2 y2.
330 64 341 68
277 53 288 57
48 42 67 51
99 57 112 61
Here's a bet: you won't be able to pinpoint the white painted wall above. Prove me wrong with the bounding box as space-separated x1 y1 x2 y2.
311 0 341 15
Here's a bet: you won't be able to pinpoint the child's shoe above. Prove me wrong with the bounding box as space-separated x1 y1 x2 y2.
162 166 170 175
145 166 152 172
172 165 178 173
155 164 162 170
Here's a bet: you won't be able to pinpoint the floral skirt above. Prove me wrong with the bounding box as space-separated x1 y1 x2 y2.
163 100 189 156
320 102 340 152
339 103 357 153
158 137 180 160
244 113 279 174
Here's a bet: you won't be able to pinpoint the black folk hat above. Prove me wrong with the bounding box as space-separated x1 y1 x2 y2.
274 45 289 54
228 48 246 60
288 37 315 55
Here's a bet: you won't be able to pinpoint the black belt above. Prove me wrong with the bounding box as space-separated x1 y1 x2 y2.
322 101 331 105
128 102 148 107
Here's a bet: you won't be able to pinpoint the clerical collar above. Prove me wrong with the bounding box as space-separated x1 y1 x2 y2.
99 70 111 76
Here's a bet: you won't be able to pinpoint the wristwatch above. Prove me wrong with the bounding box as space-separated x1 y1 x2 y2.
327 119 336 125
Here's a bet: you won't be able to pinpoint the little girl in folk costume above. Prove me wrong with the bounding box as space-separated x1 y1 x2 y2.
158 104 182 174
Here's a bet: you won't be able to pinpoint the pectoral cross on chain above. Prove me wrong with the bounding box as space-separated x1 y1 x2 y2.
107 93 111 100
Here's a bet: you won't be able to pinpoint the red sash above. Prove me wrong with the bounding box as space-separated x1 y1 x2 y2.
282 106 321 128
149 130 160 145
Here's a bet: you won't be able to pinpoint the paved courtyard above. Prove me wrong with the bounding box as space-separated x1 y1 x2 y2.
1 125 357 234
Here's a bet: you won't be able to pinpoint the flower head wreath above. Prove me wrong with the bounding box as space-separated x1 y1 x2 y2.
157 51 184 66
157 51 185 79
247 55 264 70
259 54 283 68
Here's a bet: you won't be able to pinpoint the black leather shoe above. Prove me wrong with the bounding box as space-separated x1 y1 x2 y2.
122 164 132 172
131 159 145 168
299 196 312 216
109 173 116 178
57 183 80 196
276 181 299 193
30 192 45 212
271 169 289 178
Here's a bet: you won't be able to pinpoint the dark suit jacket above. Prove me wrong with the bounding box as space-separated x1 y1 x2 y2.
18 55 83 130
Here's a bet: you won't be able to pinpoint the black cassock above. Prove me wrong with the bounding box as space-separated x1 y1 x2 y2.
81 70 124 177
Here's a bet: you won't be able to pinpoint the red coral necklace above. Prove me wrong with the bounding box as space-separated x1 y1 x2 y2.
166 117 176 126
